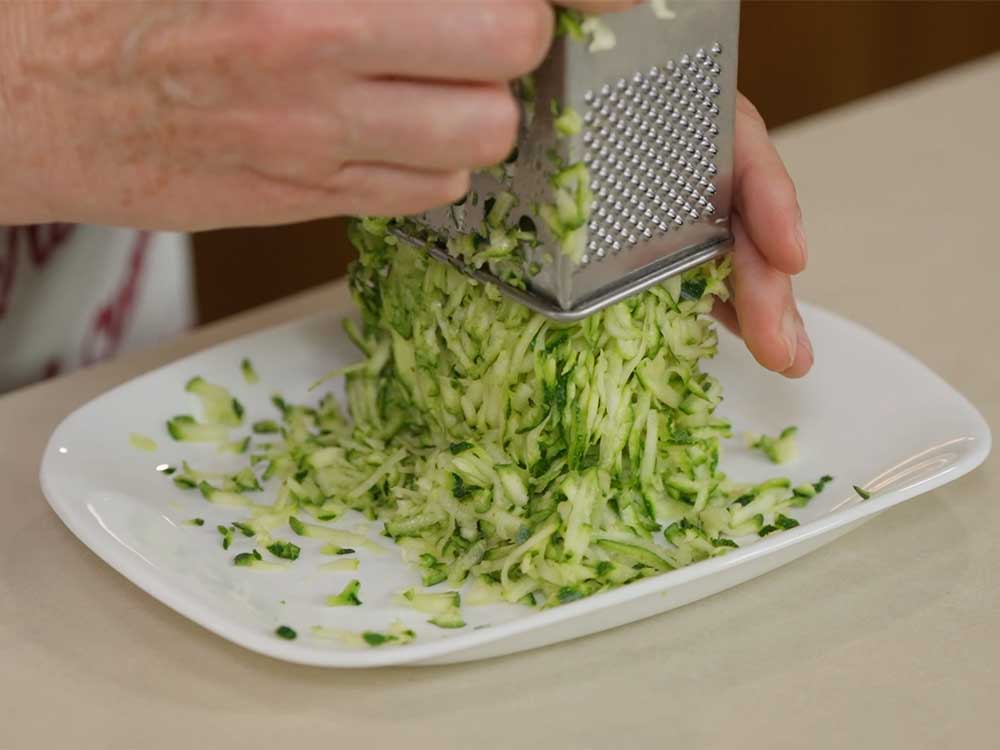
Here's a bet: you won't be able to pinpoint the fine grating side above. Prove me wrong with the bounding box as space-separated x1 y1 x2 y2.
580 45 724 268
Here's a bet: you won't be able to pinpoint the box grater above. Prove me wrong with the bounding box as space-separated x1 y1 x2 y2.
392 0 740 322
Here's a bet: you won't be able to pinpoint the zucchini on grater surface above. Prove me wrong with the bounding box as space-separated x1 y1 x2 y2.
392 0 740 321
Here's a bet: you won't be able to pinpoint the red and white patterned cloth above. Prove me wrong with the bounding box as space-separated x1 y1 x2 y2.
0 225 194 393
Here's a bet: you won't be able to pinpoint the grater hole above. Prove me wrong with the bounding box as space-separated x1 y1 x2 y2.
579 45 726 267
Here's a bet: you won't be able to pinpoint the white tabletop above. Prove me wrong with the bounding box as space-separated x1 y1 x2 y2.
1 54 997 750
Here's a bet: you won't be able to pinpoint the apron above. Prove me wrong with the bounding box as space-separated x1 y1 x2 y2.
0 225 195 393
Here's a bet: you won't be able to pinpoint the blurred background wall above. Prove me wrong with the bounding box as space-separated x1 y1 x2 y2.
192 0 1000 324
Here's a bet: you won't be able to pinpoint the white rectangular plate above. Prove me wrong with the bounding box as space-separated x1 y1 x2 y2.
40 303 991 667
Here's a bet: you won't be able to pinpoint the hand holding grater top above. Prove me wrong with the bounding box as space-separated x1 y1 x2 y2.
391 0 740 322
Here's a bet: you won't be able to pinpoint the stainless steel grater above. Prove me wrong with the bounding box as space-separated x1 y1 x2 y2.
392 0 740 322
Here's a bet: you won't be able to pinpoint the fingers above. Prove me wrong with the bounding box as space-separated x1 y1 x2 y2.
294 0 638 85
213 78 518 184
337 80 519 171
104 160 471 231
326 163 472 217
321 0 554 83
729 215 814 378
212 163 472 228
730 93 813 377
733 94 808 276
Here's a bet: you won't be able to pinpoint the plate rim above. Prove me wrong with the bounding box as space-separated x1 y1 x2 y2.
39 303 993 667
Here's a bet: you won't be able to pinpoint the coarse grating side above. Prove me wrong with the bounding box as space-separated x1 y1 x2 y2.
391 1 741 322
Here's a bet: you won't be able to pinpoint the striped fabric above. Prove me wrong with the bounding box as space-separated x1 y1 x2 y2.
0 225 195 393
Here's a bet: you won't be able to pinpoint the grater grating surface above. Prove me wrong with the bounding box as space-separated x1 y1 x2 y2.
392 0 741 322
580 45 724 267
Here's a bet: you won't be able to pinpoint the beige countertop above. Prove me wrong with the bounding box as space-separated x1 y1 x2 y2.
2 55 998 750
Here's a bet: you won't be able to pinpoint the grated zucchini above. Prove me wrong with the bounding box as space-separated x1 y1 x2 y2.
326 579 363 607
241 358 260 385
319 558 360 573
745 426 799 465
311 620 415 648
129 433 157 452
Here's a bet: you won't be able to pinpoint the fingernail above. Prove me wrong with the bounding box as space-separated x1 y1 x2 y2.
798 320 814 366
781 307 798 370
795 214 808 267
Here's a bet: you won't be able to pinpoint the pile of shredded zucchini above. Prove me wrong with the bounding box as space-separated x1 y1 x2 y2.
332 221 829 606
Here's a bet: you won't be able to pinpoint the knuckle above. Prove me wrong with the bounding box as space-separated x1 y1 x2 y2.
244 115 347 187
384 171 471 215
216 113 270 167
239 120 295 171
263 1 368 51
502 1 554 73
323 164 372 209
472 93 520 166
438 171 472 204
233 4 297 62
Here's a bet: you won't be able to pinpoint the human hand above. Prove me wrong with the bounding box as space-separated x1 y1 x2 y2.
712 94 814 378
0 0 634 230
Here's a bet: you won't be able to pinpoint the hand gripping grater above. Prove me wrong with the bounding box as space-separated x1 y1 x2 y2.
392 0 740 322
